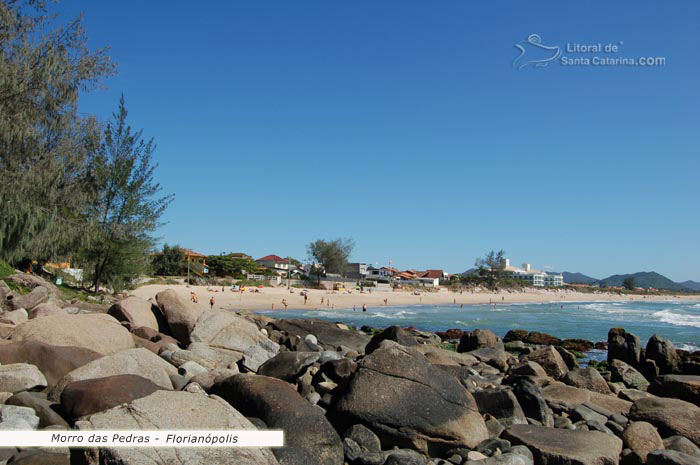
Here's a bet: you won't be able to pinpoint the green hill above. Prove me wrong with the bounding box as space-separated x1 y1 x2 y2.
562 272 597 285
680 280 700 291
596 272 687 291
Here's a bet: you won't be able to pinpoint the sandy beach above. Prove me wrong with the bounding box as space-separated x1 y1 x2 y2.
130 283 700 313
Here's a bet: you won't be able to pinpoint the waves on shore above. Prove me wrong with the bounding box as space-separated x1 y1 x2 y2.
652 309 700 328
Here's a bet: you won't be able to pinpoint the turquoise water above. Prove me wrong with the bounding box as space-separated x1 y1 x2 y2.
259 300 700 352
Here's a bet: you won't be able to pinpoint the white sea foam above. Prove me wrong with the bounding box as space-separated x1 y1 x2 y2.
653 309 700 328
676 343 700 352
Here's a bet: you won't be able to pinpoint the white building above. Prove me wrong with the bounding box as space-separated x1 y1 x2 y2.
498 259 563 287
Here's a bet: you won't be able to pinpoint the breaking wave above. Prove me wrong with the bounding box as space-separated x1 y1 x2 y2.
652 309 700 328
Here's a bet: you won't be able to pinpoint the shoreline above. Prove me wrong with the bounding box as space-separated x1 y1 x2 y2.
130 283 700 313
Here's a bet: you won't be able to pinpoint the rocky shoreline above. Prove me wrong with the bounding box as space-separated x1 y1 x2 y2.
0 273 699 465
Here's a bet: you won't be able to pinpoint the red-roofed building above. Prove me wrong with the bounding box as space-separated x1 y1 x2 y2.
256 255 290 276
183 249 207 266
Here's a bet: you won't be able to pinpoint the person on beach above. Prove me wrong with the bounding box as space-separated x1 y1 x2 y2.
190 291 195 302
384 298 388 305
209 296 214 309
353 305 356 311
321 297 324 304
282 299 288 310
304 294 308 305
362 303 367 312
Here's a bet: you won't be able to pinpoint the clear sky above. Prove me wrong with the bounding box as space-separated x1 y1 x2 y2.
63 1 699 281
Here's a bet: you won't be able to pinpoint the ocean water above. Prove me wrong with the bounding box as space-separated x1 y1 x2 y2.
259 300 700 352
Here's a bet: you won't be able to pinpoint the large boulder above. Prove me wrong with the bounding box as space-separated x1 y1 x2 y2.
611 359 650 391
645 335 680 375
458 329 504 352
211 374 343 465
6 286 49 311
510 378 554 427
75 390 279 465
6 392 69 428
333 340 489 454
365 326 418 354
108 296 159 331
257 352 320 381
269 319 370 353
541 382 632 415
647 450 699 465
524 331 561 346
523 346 569 379
503 329 529 343
562 367 612 394
648 375 700 406
190 311 279 372
503 424 622 465
629 397 700 446
26 302 69 319
0 341 102 387
61 374 164 420
8 313 134 355
155 289 203 343
0 364 46 393
608 328 642 367
48 348 176 401
473 388 527 427
622 421 664 465
662 436 700 457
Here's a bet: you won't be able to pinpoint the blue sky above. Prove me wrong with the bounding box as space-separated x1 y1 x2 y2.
64 1 699 281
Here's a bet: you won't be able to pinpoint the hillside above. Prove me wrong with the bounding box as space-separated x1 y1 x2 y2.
561 272 597 285
596 271 688 291
680 280 700 291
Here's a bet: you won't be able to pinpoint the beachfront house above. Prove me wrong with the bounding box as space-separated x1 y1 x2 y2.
497 259 563 287
256 254 291 277
365 266 393 283
183 249 207 267
344 262 368 280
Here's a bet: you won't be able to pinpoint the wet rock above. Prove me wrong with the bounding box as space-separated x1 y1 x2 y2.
365 326 418 354
622 421 663 464
648 375 700 406
611 359 650 391
458 329 504 352
503 424 622 465
211 374 343 465
646 335 680 375
629 397 700 446
333 340 489 454
561 338 594 352
563 367 612 394
503 330 529 343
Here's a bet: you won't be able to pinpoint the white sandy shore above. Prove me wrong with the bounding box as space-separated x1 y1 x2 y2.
130 283 700 313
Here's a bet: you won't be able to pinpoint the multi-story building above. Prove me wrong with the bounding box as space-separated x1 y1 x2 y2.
255 254 290 276
498 259 563 287
344 262 368 280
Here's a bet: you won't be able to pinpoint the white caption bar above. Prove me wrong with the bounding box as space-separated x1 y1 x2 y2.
0 430 284 448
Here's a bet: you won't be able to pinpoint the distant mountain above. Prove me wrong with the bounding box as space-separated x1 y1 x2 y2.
561 272 598 285
680 280 700 292
596 272 688 291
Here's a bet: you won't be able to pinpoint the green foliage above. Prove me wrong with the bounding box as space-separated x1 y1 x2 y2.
623 277 636 291
79 97 173 292
0 1 114 262
438 341 457 352
0 260 15 278
151 244 187 276
306 238 354 276
207 254 260 278
286 256 302 267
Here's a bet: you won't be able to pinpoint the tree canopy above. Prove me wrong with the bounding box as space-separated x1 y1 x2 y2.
306 238 354 276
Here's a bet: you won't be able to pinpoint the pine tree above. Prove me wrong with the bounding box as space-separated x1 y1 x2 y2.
80 96 173 292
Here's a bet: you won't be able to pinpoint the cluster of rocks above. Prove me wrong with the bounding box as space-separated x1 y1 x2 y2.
0 274 699 465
